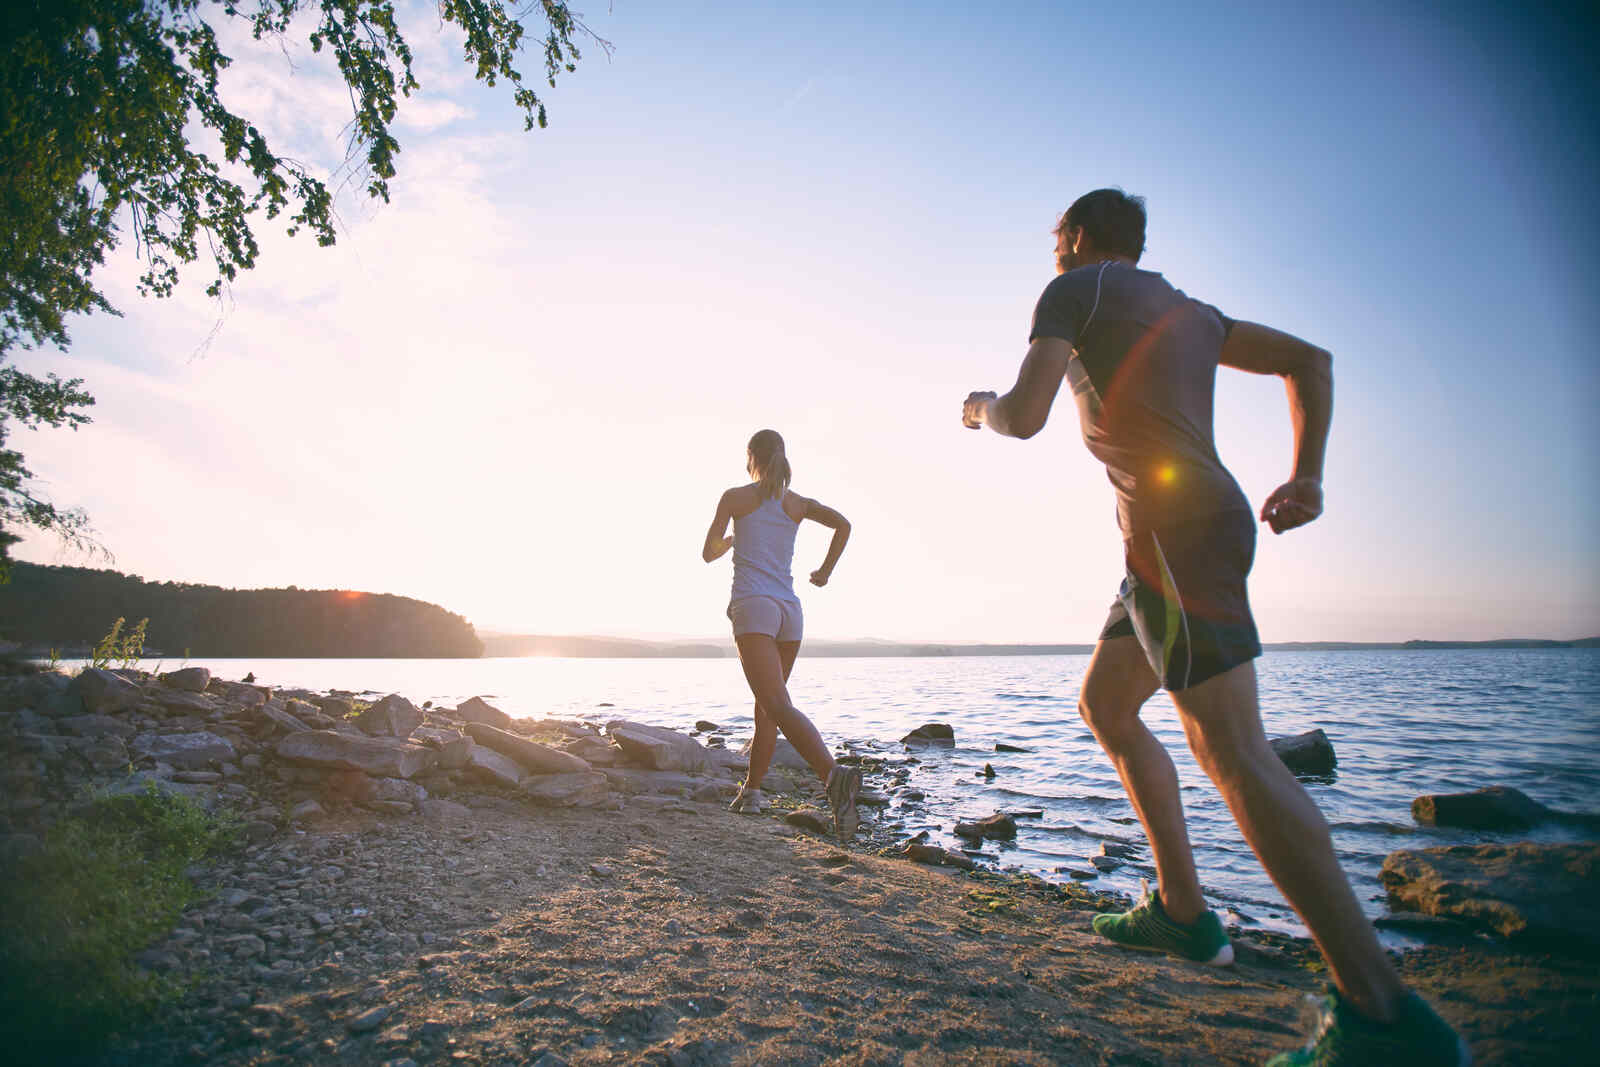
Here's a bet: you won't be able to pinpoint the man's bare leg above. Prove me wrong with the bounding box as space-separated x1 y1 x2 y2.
1170 660 1406 1023
743 640 800 791
1079 636 1208 923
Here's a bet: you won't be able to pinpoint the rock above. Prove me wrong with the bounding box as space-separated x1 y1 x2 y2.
1090 855 1121 872
132 730 237 769
412 726 474 770
371 777 428 807
692 782 723 803
954 812 1017 840
158 667 211 692
1380 842 1600 951
464 745 525 788
1410 786 1552 831
589 863 614 878
68 668 143 715
784 809 832 833
171 770 222 784
901 723 954 745
78 736 130 772
737 736 810 772
900 842 976 870
345 1005 392 1034
981 762 996 778
1067 869 1099 880
103 772 214 805
354 694 422 739
608 721 715 773
314 695 354 718
454 696 513 730
147 687 217 715
208 680 268 707
1270 728 1337 776
694 720 720 733
275 731 436 779
290 799 325 820
57 714 137 739
260 703 311 734
419 798 472 822
994 742 1030 753
464 722 591 775
522 771 609 808
1098 841 1140 859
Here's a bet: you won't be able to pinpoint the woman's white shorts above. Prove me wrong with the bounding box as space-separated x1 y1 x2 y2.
727 595 804 642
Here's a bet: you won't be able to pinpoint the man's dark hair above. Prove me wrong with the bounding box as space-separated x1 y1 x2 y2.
1058 188 1147 262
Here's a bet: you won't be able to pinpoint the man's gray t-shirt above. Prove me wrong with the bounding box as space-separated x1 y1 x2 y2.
1029 262 1249 534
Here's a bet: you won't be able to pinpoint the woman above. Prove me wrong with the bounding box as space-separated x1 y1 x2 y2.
702 429 860 834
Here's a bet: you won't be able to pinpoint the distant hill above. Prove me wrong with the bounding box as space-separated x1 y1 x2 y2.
0 564 483 658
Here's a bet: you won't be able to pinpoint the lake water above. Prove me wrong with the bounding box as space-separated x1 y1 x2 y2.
110 649 1600 937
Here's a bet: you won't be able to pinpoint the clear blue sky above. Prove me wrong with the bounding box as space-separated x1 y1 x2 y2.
13 1 1599 641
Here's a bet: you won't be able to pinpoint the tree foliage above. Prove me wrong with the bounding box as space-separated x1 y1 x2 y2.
0 0 603 573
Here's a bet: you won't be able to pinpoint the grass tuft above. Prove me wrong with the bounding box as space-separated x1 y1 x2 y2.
0 785 242 1057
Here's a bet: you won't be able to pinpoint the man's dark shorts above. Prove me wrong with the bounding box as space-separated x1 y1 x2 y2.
1099 510 1262 691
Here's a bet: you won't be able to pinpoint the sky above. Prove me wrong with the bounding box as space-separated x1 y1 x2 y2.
11 1 1600 643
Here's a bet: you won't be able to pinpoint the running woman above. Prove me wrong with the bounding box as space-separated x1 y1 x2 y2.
960 189 1465 1065
702 429 861 835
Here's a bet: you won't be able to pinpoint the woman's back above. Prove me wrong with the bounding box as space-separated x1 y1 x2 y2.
731 488 800 602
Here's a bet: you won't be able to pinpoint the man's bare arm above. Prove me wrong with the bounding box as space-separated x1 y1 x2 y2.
1220 321 1334 532
961 337 1074 439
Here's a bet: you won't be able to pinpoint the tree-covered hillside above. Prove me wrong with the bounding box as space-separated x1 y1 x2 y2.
0 564 482 658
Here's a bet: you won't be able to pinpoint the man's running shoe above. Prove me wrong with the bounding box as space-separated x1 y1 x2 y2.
1267 988 1469 1065
825 765 861 836
729 786 764 814
1090 879 1233 966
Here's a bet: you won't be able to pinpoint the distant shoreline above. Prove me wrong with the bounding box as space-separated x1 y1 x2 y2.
477 634 1600 659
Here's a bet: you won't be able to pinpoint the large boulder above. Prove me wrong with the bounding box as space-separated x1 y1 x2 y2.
454 696 513 730
607 721 715 773
464 722 591 776
954 812 1018 840
1411 786 1552 830
68 668 143 715
522 771 609 808
275 730 436 779
354 694 422 739
1270 728 1337 776
131 731 237 769
901 723 955 745
158 667 211 692
464 745 525 788
1380 843 1600 952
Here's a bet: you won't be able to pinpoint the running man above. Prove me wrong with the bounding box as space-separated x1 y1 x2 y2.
960 189 1465 1065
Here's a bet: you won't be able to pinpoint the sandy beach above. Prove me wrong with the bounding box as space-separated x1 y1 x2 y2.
91 793 1597 1066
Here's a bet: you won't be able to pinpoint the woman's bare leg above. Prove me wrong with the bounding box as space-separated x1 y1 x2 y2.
735 633 834 783
744 639 800 790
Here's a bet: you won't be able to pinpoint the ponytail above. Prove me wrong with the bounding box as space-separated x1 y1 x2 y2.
747 429 791 500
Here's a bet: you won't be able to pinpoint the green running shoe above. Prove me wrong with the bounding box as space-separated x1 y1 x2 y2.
1267 988 1469 1066
1091 880 1234 966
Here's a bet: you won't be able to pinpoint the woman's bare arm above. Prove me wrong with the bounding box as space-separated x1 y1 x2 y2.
803 498 851 586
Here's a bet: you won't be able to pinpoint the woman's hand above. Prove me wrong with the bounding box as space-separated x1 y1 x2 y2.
809 568 830 587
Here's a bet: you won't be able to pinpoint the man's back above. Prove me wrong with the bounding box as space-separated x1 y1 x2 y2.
1029 262 1248 533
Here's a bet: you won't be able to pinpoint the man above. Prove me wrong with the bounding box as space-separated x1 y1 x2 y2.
960 189 1465 1065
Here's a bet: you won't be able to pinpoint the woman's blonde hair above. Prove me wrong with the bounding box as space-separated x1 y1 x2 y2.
747 429 791 500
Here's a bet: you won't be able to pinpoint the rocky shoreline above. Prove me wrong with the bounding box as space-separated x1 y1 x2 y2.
3 666 1597 1064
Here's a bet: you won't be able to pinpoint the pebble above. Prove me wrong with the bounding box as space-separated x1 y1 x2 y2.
345 1005 392 1033
589 863 614 878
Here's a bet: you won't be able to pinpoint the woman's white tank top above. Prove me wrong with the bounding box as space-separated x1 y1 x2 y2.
731 491 799 603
